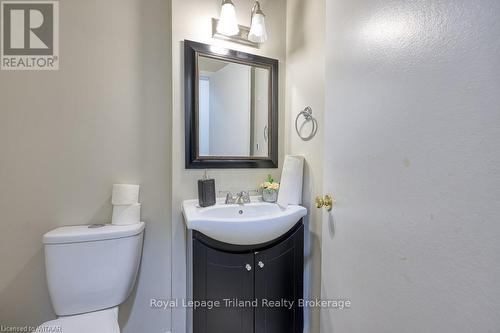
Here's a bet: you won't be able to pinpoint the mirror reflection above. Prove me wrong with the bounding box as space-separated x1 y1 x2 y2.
198 55 270 158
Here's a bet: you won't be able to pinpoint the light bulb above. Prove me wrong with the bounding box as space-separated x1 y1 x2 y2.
216 0 239 36
249 2 267 43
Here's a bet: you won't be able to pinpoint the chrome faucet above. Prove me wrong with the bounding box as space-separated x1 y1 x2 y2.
235 191 251 204
224 191 251 204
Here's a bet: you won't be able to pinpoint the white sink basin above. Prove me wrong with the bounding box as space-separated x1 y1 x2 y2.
182 198 307 245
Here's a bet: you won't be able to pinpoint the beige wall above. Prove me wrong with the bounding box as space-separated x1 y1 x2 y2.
0 1 172 332
285 0 325 332
170 0 286 331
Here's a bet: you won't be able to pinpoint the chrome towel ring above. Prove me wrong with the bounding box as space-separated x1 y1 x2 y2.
295 106 318 141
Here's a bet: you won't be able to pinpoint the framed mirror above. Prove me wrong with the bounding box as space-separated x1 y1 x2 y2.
185 40 278 169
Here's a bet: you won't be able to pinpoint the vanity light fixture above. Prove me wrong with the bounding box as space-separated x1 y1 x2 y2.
216 0 239 36
248 1 267 43
212 0 268 48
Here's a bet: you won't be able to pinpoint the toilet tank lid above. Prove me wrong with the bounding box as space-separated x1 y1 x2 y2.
43 222 145 244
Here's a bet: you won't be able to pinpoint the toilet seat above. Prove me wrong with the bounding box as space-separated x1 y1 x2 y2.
35 308 120 333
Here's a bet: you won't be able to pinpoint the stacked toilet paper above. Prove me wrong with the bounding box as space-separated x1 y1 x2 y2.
111 184 141 225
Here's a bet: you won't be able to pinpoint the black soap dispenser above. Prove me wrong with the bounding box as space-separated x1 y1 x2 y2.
198 170 216 207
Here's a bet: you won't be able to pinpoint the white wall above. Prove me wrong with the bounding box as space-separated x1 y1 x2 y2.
322 0 500 332
285 0 326 332
0 1 172 332
209 63 251 156
171 0 286 332
252 68 270 157
198 78 210 156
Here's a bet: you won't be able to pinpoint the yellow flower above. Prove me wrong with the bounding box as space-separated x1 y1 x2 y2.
260 180 280 190
269 183 280 190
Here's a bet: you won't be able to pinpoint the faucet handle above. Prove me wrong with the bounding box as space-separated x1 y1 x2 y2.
239 191 251 203
225 192 236 204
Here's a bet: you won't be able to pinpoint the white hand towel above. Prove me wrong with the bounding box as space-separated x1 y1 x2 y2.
277 155 305 208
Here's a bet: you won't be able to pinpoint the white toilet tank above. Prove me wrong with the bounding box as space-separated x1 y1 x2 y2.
43 222 145 316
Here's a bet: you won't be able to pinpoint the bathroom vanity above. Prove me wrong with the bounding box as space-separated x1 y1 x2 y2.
182 199 307 333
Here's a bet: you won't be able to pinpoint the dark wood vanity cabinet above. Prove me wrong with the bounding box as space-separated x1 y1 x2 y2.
192 221 304 333
192 243 255 333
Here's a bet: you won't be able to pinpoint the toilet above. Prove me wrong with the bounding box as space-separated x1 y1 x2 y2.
36 222 145 333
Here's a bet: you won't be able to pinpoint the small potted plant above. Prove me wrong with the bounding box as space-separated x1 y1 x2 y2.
260 175 280 203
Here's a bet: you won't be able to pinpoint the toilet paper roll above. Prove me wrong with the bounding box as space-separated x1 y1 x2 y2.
112 184 140 205
112 203 141 225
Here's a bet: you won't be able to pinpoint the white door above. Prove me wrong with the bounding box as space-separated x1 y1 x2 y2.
320 0 500 332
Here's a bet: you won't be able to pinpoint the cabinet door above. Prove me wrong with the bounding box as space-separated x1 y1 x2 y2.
255 224 304 333
193 239 254 333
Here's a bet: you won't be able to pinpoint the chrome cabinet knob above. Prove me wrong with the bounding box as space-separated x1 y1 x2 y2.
258 261 264 269
245 264 252 271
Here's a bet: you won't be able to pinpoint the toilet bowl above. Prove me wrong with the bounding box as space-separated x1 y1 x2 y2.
37 222 145 332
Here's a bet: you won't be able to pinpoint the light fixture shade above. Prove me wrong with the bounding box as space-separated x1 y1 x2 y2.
248 8 267 43
216 0 239 36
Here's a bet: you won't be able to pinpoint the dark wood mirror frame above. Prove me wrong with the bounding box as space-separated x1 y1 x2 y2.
184 40 279 169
